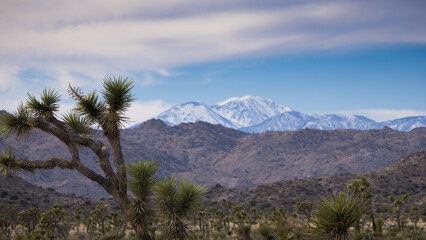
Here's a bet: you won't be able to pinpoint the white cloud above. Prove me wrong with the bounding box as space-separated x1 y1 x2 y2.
339 109 426 122
125 100 171 127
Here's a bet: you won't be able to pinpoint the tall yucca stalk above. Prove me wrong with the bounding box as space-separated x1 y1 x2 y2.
309 191 368 240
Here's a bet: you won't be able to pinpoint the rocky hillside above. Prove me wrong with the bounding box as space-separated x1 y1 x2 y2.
0 174 115 210
205 151 426 210
1 151 424 214
1 119 425 198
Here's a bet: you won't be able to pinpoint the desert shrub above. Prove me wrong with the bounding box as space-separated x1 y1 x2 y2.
309 191 368 240
99 230 125 240
257 223 274 240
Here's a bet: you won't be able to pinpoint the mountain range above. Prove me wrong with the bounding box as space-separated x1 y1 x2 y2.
131 95 426 132
2 119 425 198
2 151 424 212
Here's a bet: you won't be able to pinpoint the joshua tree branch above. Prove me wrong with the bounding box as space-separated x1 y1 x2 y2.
47 116 119 188
14 158 73 172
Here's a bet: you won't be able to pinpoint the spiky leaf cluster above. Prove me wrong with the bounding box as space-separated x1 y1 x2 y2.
102 76 134 113
27 88 61 118
126 160 159 227
69 76 134 136
0 148 16 176
309 191 368 240
155 178 206 240
62 111 93 134
0 104 33 138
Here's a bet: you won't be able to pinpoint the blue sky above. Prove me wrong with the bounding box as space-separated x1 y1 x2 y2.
0 0 425 126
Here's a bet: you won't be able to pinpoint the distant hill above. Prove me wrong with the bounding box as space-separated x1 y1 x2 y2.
0 174 115 210
205 151 426 210
1 118 425 198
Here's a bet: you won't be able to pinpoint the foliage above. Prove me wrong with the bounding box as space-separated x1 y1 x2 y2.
0 148 16 176
126 160 159 239
155 178 206 240
389 194 409 231
27 88 61 118
309 191 368 240
39 203 71 239
18 207 41 234
0 104 33 138
0 204 19 234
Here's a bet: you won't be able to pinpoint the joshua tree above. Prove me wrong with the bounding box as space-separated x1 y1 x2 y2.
92 205 109 235
309 191 368 240
155 177 206 240
18 207 41 234
0 204 19 235
347 176 376 232
220 198 233 231
296 200 313 225
409 205 422 230
39 203 71 239
389 194 409 231
0 77 149 239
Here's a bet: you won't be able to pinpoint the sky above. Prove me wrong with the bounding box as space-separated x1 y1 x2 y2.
0 0 425 127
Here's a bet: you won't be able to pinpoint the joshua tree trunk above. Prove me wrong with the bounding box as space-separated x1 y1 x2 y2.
369 207 376 232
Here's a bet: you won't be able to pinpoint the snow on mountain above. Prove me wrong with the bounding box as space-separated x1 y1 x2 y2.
155 101 239 128
240 111 316 132
318 114 380 130
240 112 381 133
211 95 291 127
130 95 425 132
380 116 426 132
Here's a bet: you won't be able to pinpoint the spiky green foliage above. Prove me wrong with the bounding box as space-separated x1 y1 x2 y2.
127 160 159 200
309 191 368 240
62 111 92 134
155 178 206 240
27 88 61 118
72 90 106 123
347 176 373 199
0 148 16 176
0 104 33 138
102 76 134 113
70 76 134 136
126 160 159 230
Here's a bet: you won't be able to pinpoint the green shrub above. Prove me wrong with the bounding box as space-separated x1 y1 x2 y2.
309 191 368 240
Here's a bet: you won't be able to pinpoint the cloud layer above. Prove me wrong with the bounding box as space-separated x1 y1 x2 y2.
0 0 425 124
1 0 425 71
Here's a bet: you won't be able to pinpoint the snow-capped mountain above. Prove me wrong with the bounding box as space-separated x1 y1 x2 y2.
381 116 426 132
240 111 317 132
154 101 239 129
211 95 291 127
317 114 380 130
130 95 425 132
241 112 381 133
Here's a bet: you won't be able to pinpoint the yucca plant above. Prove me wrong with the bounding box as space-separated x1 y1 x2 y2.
126 160 160 240
309 191 368 240
155 178 206 240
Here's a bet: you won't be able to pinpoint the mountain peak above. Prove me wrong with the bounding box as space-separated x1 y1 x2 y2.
212 96 292 127
215 95 264 106
155 101 239 128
